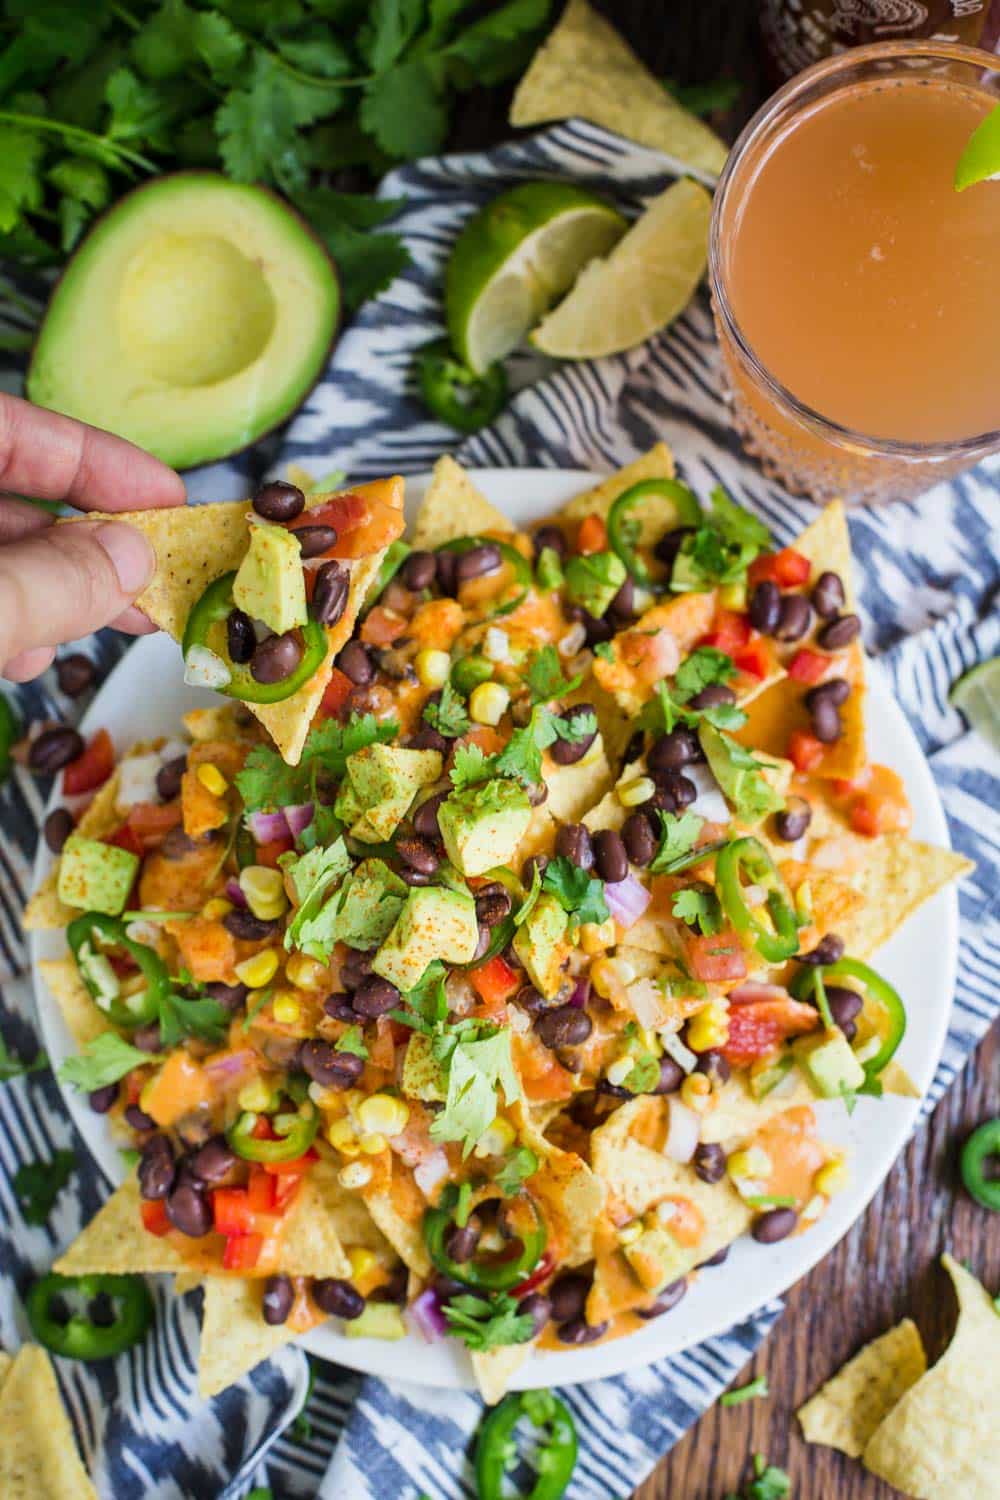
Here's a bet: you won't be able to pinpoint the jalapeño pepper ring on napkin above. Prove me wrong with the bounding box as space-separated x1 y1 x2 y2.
26 1272 153 1361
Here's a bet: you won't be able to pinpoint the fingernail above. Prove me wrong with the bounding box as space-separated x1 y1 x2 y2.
93 522 155 596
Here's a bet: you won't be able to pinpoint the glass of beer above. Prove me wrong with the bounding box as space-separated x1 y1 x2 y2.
710 41 1000 504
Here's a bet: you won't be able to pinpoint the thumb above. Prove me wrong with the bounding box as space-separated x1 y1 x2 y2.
0 520 155 672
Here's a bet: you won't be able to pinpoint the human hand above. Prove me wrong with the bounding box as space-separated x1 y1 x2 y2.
0 395 184 682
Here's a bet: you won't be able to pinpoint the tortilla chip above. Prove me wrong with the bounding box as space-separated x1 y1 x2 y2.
183 704 252 743
557 443 675 525
472 1343 534 1406
798 1319 927 1457
174 1271 201 1296
878 1060 922 1098
545 737 611 824
0 1351 11 1389
0 1344 99 1499
197 1277 300 1399
361 1187 432 1278
701 1072 817 1148
863 1256 1000 1498
410 456 513 550
515 1108 606 1267
37 957 115 1050
511 0 727 177
833 836 972 959
22 773 121 930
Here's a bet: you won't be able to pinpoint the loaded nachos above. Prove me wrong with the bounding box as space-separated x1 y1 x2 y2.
28 447 972 1404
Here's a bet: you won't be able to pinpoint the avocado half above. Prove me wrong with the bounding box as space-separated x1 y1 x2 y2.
27 173 340 470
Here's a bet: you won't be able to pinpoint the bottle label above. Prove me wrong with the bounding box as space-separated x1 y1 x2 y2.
761 1 1000 80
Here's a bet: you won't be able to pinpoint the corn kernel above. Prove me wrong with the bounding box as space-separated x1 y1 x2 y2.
606 1055 635 1088
196 762 228 797
590 958 619 999
234 949 279 988
327 1118 359 1154
474 1116 517 1158
415 648 451 689
814 1157 850 1198
680 1071 713 1112
579 918 616 955
285 953 327 990
201 896 234 920
359 1133 388 1155
728 1146 773 1184
240 865 288 921
272 991 301 1025
348 1248 377 1280
686 1000 730 1054
339 1161 372 1189
718 581 747 611
238 1078 275 1112
618 775 655 808
357 1094 410 1139
618 1221 643 1246
469 680 510 726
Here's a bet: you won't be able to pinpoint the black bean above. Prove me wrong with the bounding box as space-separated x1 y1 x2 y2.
124 1104 156 1132
399 865 432 888
548 1273 590 1324
515 984 546 1015
138 1135 175 1200
189 1135 237 1184
606 576 635 628
395 834 439 876
826 985 864 1030
299 1039 364 1089
166 1182 213 1237
533 524 567 561
252 480 304 522
650 769 697 810
800 933 845 967
699 1245 729 1269
413 791 447 840
155 755 187 802
262 1274 294 1326
693 1142 727 1184
817 612 861 651
555 1047 585 1074
89 1083 119 1114
43 807 74 853
55 653 95 697
352 975 400 1019
622 810 657 867
295 524 338 558
521 854 548 888
593 828 628 884
535 1005 593 1051
582 612 613 647
339 948 375 991
556 1317 607 1345
555 823 594 871
811 571 845 618
752 1207 798 1244
805 677 851 712
205 980 249 1013
470 924 492 961
402 550 437 591
748 579 782 634
774 593 813 642
547 704 598 766
313 1278 365 1320
774 795 812 843
648 726 700 773
475 884 512 928
337 640 375 686
810 697 842 743
223 908 280 941
132 1022 163 1053
517 1292 551 1337
435 550 457 596
597 1078 633 1100
161 826 198 860
653 526 694 570
313 561 350 627
433 1274 474 1304
455 543 501 582
407 723 448 753
373 1263 408 1305
251 631 303 684
28 726 84 774
689 683 737 711
323 994 357 1023
652 1056 686 1095
444 1221 481 1263
694 1049 731 1086
636 1279 687 1318
225 608 255 665
622 730 644 767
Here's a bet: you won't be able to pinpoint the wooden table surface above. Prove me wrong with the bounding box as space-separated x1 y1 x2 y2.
448 4 999 1495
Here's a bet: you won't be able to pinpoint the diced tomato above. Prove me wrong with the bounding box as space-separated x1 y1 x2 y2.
247 1165 276 1214
787 648 829 685
213 1187 267 1238
104 822 144 858
733 638 771 680
576 513 607 555
748 547 811 589
271 1174 304 1212
360 605 408 646
685 931 747 984
849 791 912 838
723 995 820 1067
788 729 825 773
254 835 294 868
222 1233 263 1271
127 800 183 842
64 728 114 795
263 1149 317 1178
316 667 354 722
288 491 404 560
701 609 751 656
140 1200 171 1237
470 955 521 1009
511 1249 554 1299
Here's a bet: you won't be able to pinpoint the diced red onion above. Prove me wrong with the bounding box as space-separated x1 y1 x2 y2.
729 981 790 1006
413 1150 450 1197
603 872 651 930
567 977 590 1010
284 801 314 838
224 877 248 908
663 1099 700 1163
205 1049 256 1081
410 1287 448 1343
246 808 290 844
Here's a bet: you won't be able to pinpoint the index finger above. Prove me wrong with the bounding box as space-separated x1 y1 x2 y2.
0 393 186 512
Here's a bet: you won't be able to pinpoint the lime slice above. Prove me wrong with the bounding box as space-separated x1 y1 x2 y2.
446 182 628 374
949 656 1000 751
955 101 1000 191
529 178 712 360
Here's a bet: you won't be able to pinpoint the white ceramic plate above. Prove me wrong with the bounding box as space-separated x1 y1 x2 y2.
30 468 958 1393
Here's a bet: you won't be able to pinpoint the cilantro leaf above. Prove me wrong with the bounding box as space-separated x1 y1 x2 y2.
335 1025 368 1060
391 959 449 1033
649 810 704 875
281 839 352 961
14 1150 74 1227
450 741 490 790
673 647 736 703
430 1026 522 1157
236 713 398 815
0 1032 48 1083
0 127 44 234
157 988 228 1049
291 187 411 312
360 58 448 158
494 1145 539 1195
443 1291 534 1352
58 1033 151 1093
665 77 742 116
542 855 610 930
699 723 784 826
671 488 770 592
525 644 582 704
671 886 723 936
593 640 614 662
361 0 426 72
423 681 470 739
105 66 176 143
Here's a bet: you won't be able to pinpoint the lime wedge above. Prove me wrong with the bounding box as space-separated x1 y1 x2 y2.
949 656 1000 751
530 178 712 359
955 101 1000 191
445 182 627 374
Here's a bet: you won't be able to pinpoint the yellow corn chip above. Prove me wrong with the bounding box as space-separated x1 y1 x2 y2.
863 1257 1000 1498
544 736 611 825
515 1107 606 1268
472 1343 534 1406
361 1184 433 1278
0 1350 11 1389
22 772 121 930
557 442 675 524
37 956 115 1050
798 1318 927 1457
183 704 253 743
834 836 973 959
197 1277 300 1398
0 1344 99 1499
511 0 727 177
701 1072 817 1148
410 455 513 549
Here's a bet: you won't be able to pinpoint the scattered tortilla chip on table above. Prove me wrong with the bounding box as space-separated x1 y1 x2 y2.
0 1344 99 1499
472 1343 535 1407
797 1318 927 1457
197 1277 304 1399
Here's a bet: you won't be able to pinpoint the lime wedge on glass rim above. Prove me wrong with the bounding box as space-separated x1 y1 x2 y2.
445 182 627 374
949 656 1000 751
954 101 1000 191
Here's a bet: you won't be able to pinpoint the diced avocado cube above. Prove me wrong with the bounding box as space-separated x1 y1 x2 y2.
340 744 443 842
335 859 407 949
343 1302 406 1341
373 886 478 993
57 833 138 916
623 1225 697 1293
437 779 532 878
232 521 307 636
401 1032 447 1102
749 1051 795 1100
698 722 786 826
333 778 364 826
794 1027 866 1098
512 892 569 999
564 550 627 619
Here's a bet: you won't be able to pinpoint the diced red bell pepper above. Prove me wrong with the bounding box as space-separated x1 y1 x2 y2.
787 648 829 685
212 1186 274 1238
511 1249 554 1299
222 1233 263 1271
247 1165 276 1215
141 1200 171 1237
271 1174 304 1212
470 955 521 1009
63 728 114 795
685 931 747 983
576 513 608 555
788 729 826 773
723 995 820 1067
748 547 811 589
316 667 354 722
104 823 144 858
262 1148 318 1178
701 608 752 657
254 835 294 868
733 638 771 680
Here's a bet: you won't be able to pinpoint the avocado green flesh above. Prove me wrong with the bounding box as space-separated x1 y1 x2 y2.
27 174 339 470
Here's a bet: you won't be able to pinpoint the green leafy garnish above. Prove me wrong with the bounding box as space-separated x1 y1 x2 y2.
526 644 582 704
236 714 397 817
671 487 770 592
699 723 784 826
495 1145 539 1195
0 1032 48 1083
430 1026 522 1157
542 855 610 930
423 681 470 739
14 1149 75 1226
157 988 228 1049
673 646 737 703
493 706 596 786
444 1291 534 1352
726 1454 792 1500
450 741 491 791
593 640 614 661
648 810 705 875
335 1025 368 1060
665 77 741 116
280 838 352 961
671 886 722 936
58 1032 151 1092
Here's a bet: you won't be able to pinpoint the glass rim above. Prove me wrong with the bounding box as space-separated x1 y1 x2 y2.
709 39 1000 463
